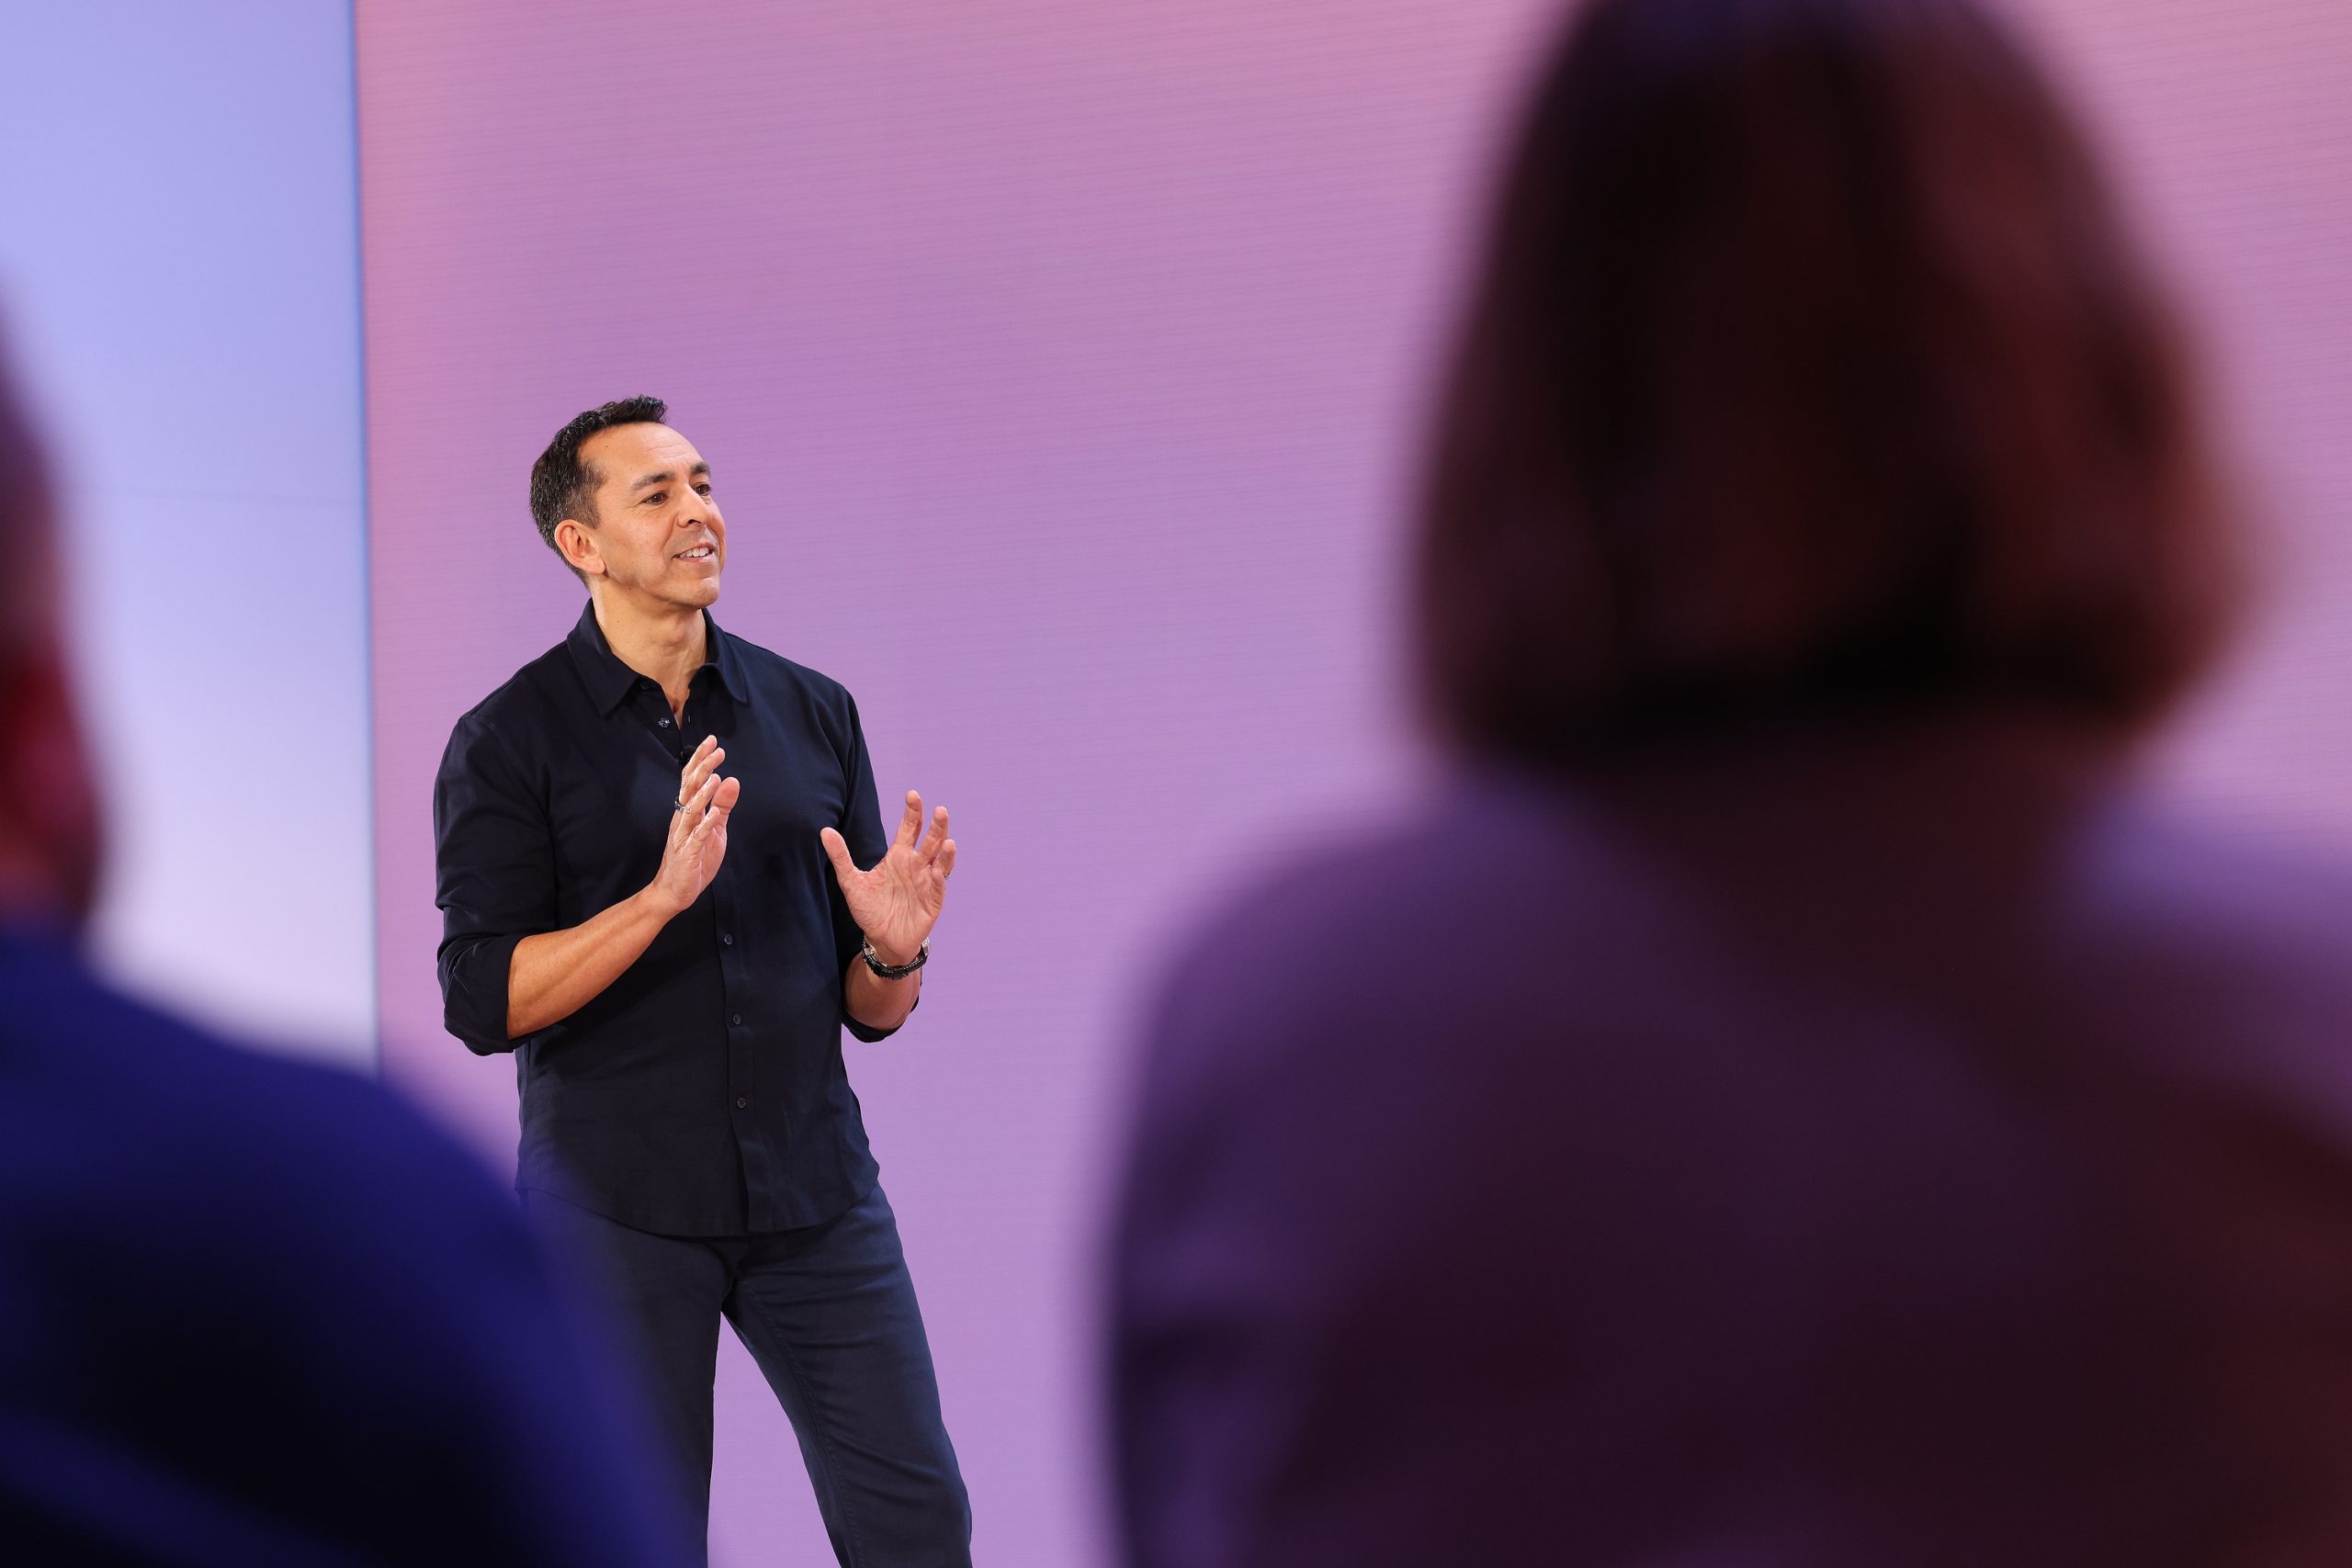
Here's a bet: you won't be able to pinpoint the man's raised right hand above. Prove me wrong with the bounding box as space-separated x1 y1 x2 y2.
649 735 741 916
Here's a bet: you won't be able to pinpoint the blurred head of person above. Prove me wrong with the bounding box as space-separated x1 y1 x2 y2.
0 338 100 924
1416 0 2230 767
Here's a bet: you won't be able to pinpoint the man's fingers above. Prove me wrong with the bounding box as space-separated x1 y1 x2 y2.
681 743 726 799
891 792 922 849
697 776 737 823
918 805 950 862
893 789 923 849
704 786 738 855
684 770 721 824
936 840 956 879
667 770 716 841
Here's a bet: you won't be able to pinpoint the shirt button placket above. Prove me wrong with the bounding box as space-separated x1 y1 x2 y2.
720 883 750 1117
717 878 775 1224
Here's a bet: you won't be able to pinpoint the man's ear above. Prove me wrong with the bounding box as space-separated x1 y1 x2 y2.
0 643 103 924
554 517 605 578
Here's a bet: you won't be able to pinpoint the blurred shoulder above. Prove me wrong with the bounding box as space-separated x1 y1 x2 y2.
0 938 688 1564
2056 795 2352 1102
2066 792 2352 957
1158 773 1634 982
0 934 518 1253
1135 776 1643 1103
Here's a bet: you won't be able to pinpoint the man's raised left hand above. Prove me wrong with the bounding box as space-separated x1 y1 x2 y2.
820 790 956 965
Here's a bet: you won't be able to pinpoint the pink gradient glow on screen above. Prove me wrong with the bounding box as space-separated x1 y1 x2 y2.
356 2 2352 1562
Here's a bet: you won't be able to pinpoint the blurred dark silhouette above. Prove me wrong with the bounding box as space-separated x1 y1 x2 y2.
1418 0 2230 760
1109 1 2352 1564
0 335 684 1562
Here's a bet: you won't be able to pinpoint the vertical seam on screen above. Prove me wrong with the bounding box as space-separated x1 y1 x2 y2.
345 0 382 1076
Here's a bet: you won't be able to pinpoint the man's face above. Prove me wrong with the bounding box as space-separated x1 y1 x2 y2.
563 422 727 609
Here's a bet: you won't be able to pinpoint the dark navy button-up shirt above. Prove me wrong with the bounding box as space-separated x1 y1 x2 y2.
434 602 901 1235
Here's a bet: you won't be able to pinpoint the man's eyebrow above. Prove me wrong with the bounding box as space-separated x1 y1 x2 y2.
629 461 711 491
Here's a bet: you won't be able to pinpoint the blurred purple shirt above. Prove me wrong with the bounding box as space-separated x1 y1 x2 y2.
1111 718 2352 1567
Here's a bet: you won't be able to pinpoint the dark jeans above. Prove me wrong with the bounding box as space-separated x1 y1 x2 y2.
526 1183 972 1568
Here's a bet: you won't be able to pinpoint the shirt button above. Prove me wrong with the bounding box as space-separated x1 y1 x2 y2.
735 1097 748 1110
721 933 734 946
730 1013 743 1026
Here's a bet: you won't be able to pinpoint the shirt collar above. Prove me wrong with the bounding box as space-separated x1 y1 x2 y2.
565 600 750 715
706 614 751 703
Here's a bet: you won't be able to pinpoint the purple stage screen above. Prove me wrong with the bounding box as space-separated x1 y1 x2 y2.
355 2 2352 1562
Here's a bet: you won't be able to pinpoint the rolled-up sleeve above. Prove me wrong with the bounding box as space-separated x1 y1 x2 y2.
832 693 915 1043
434 714 554 1055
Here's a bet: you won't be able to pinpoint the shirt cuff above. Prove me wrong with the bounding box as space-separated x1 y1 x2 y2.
842 989 919 1043
441 930 531 1055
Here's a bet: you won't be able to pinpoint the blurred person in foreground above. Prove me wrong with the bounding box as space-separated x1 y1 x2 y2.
1110 0 2352 1564
0 341 683 1562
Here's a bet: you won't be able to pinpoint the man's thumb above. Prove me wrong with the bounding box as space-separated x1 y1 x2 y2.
819 826 854 874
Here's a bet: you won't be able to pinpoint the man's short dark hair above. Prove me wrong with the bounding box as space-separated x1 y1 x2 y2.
1414 0 2232 762
528 396 668 568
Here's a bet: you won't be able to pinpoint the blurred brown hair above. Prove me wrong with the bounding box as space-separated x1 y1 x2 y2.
0 329 56 664
0 320 102 922
1416 0 2232 761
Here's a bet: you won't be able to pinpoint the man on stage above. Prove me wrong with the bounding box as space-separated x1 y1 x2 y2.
434 396 970 1566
